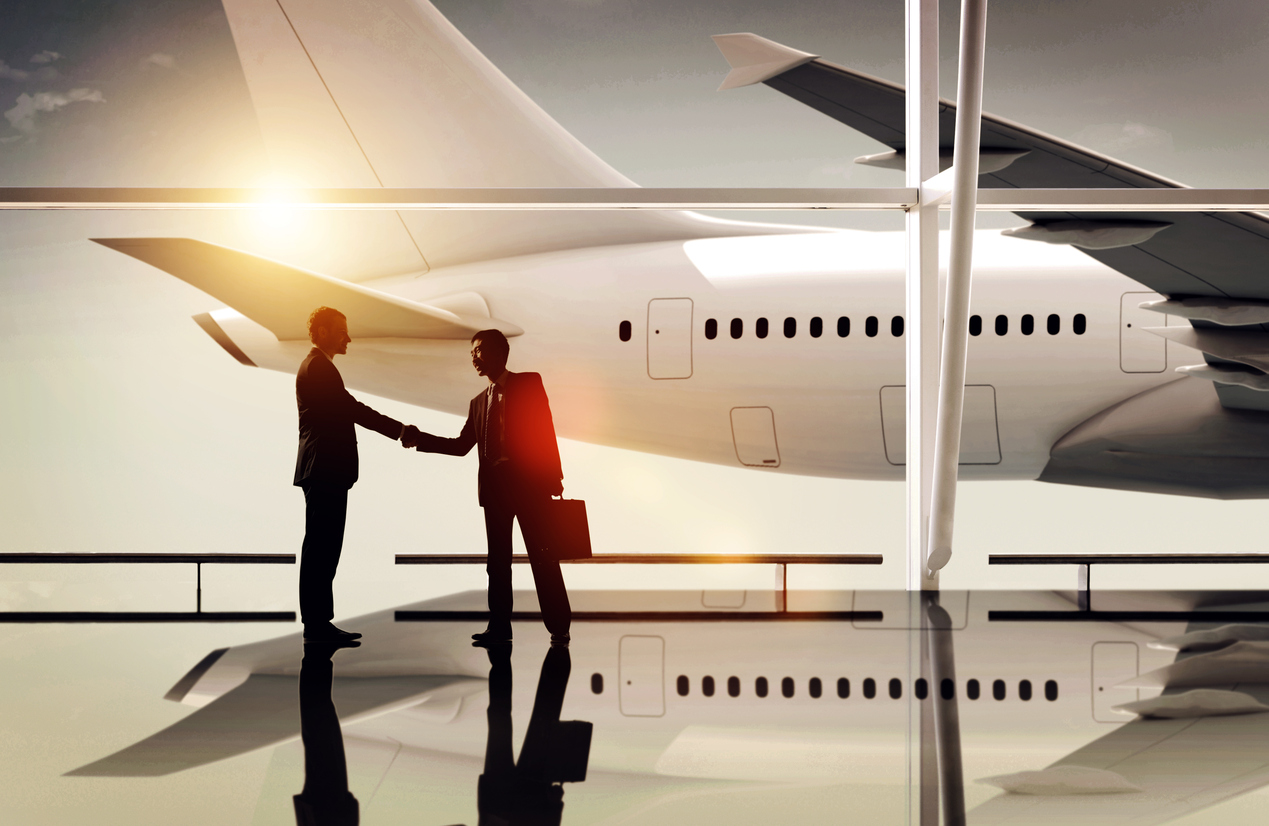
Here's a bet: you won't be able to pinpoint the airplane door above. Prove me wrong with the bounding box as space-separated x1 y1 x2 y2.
880 385 1001 465
1121 291 1166 373
647 298 693 379
730 406 780 467
619 635 665 717
1091 641 1139 722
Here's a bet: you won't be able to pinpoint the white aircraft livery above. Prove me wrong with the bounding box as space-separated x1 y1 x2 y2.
93 0 1269 499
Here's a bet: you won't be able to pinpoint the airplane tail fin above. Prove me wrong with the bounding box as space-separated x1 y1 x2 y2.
220 0 781 273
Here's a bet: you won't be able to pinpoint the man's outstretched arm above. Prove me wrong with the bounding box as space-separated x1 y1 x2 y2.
407 404 478 457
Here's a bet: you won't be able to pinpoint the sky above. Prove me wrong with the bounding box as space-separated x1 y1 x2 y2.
3 0 1269 615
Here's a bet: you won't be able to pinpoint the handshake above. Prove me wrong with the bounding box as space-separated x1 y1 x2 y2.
400 424 424 449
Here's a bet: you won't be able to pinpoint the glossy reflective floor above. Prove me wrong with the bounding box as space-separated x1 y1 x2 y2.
9 588 1269 824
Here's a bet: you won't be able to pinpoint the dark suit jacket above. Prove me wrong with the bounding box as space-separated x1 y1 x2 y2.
415 371 563 506
294 348 403 488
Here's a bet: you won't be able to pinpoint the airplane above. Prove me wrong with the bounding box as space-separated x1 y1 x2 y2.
88 0 1269 502
63 587 1269 824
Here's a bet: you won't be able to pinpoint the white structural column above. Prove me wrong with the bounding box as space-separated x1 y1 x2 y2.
905 0 941 594
926 0 989 576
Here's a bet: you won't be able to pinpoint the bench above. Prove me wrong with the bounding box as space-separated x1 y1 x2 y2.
0 552 296 622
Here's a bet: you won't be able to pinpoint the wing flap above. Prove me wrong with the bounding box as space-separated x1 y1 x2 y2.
93 237 521 341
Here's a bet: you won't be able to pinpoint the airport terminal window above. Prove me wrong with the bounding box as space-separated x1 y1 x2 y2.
1073 313 1087 335
731 318 743 339
995 314 1008 336
891 315 904 337
838 316 850 337
1045 680 1058 701
677 675 689 697
703 676 715 697
756 317 769 339
866 316 879 337
993 679 1006 700
728 676 740 697
810 316 823 338
591 673 603 694
1019 679 1032 701
940 679 954 700
756 677 769 698
782 677 795 698
889 678 902 699
1047 313 1060 335
969 315 982 336
915 678 929 700
863 678 877 699
809 677 823 698
1021 313 1034 335
619 320 631 341
705 318 718 339
967 679 980 700
837 678 850 698
784 317 796 338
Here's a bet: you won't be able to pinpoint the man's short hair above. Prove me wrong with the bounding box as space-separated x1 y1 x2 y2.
308 306 345 343
471 329 509 355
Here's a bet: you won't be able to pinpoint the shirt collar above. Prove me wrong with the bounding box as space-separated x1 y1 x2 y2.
490 369 510 389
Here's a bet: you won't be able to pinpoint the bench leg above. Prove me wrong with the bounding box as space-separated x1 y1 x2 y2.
774 563 787 612
1077 564 1090 611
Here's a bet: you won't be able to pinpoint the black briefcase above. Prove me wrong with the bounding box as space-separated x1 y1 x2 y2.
540 497 592 561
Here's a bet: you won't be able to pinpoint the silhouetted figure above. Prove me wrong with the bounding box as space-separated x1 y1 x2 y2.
295 306 413 642
479 645 591 826
294 641 360 826
406 330 571 645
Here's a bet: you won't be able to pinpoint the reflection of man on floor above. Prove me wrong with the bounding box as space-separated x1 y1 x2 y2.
405 330 571 646
294 641 360 826
295 306 414 643
479 645 591 826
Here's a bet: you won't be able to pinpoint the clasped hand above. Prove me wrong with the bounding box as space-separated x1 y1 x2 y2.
401 424 422 449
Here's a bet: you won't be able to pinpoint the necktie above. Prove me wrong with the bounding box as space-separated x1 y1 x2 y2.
484 385 502 461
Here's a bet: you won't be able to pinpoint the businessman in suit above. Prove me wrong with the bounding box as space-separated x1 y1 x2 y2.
295 306 413 643
406 329 571 646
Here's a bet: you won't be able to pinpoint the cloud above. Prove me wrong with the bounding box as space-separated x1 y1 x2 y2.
4 88 105 136
141 53 177 70
29 51 61 65
1071 122 1174 154
0 60 30 81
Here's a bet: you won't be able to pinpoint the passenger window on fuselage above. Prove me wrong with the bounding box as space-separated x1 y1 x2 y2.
837 316 850 337
993 679 1006 700
995 314 1008 336
784 317 796 338
619 320 631 341
703 676 715 697
865 316 879 337
969 315 982 336
756 677 769 698
704 318 717 340
940 679 954 700
889 678 902 699
756 317 769 339
1073 313 1087 335
915 678 928 700
730 318 743 339
967 679 980 700
782 677 795 698
863 678 876 699
676 675 689 696
891 316 904 337
837 678 850 698
809 677 822 698
1045 680 1058 701
1047 314 1060 335
810 317 823 338
1019 679 1033 701
728 676 740 697
1021 314 1034 335
591 673 603 694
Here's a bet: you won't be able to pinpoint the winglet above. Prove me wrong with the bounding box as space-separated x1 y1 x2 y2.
711 33 818 91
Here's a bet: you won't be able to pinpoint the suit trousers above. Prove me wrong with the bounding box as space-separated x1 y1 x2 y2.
482 474 571 637
300 482 349 626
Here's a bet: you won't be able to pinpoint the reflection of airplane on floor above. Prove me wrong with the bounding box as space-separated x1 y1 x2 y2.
93 0 1269 500
65 589 1269 824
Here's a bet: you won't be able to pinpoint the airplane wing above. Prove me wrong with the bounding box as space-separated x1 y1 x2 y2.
92 237 522 342
66 672 485 777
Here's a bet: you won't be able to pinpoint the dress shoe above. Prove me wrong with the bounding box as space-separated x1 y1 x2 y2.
550 632 570 646
304 622 361 642
471 628 513 645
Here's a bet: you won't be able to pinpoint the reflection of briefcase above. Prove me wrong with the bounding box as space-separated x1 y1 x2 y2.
540 498 592 561
545 720 593 783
